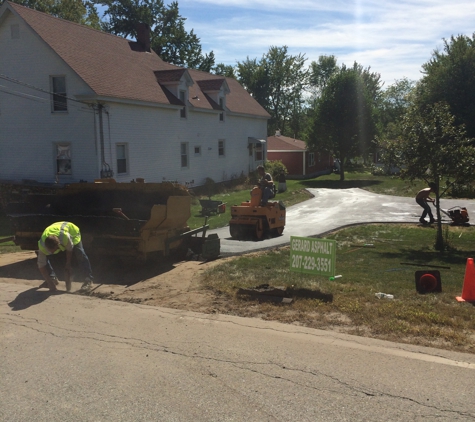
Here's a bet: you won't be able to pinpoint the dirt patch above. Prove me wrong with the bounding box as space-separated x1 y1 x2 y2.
0 252 232 313
93 259 230 313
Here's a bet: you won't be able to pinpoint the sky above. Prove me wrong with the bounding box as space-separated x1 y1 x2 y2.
175 0 475 88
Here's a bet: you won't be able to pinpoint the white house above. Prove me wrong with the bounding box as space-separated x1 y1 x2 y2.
0 2 270 187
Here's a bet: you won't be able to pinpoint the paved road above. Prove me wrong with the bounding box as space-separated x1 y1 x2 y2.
2 283 475 422
215 188 475 255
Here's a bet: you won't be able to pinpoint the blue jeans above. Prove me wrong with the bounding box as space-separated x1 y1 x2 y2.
46 241 93 281
416 199 434 221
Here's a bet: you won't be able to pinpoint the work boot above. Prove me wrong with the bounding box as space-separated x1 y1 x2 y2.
81 277 93 290
38 278 59 289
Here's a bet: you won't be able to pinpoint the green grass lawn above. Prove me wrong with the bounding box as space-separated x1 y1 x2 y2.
202 223 475 353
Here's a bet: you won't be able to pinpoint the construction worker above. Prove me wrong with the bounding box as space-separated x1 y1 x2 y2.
416 183 436 224
37 222 94 292
257 165 275 205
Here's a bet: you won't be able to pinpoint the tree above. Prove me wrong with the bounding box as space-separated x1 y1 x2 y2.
387 102 475 250
212 63 236 78
419 34 475 139
309 67 378 180
308 55 338 99
236 46 308 137
97 0 214 70
7 0 101 28
379 78 416 139
236 57 269 108
375 79 416 172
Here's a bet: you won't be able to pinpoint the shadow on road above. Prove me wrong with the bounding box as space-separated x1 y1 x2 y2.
0 253 176 287
0 257 39 281
8 288 65 311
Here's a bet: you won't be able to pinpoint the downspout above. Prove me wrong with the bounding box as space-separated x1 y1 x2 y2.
98 103 105 165
303 151 306 176
92 104 98 155
98 103 113 178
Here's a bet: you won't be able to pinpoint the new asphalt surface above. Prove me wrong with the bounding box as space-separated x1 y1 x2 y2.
214 188 475 255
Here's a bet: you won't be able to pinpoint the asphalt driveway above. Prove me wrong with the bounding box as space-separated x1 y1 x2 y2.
214 188 475 255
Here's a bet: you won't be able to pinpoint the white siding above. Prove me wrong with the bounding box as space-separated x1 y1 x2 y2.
0 9 98 183
103 102 267 186
0 7 268 187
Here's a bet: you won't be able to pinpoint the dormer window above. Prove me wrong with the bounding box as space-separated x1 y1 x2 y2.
179 90 187 118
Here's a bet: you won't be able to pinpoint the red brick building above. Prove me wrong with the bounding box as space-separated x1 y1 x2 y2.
267 131 333 177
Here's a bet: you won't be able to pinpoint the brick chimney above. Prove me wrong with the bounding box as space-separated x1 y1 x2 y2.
136 23 151 52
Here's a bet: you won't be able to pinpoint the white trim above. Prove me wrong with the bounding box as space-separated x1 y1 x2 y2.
268 149 305 153
180 142 189 168
116 143 129 175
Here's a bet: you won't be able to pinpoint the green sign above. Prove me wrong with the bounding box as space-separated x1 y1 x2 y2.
290 236 336 276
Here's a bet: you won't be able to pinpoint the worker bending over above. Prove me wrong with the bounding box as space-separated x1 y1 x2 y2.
415 183 436 224
37 221 94 292
257 165 275 205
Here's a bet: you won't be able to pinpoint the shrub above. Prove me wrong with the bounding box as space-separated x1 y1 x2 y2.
265 160 288 178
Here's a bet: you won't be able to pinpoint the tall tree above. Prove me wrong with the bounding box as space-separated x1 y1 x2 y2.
419 34 475 138
212 63 236 78
349 62 383 104
379 77 416 140
308 67 377 180
7 0 101 28
308 55 338 99
385 102 475 250
97 0 214 70
236 57 269 108
236 46 308 136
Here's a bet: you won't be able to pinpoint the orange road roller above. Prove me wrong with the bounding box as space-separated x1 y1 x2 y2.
229 186 286 240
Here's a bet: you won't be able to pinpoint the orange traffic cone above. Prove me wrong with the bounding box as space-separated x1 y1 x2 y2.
456 258 475 302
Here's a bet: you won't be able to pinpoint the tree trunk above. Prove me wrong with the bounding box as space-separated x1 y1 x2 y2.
434 188 445 251
339 157 345 181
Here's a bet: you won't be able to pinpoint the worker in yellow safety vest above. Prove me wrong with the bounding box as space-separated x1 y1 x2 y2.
37 222 94 292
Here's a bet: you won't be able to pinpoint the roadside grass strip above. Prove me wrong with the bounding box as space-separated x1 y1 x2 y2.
202 224 475 353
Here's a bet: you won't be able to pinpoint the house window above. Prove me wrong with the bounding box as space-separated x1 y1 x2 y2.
218 139 225 157
219 98 225 122
11 24 20 39
51 76 67 112
179 90 187 118
308 152 315 167
181 142 189 167
116 144 128 174
55 144 71 175
255 143 263 161
194 146 201 156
